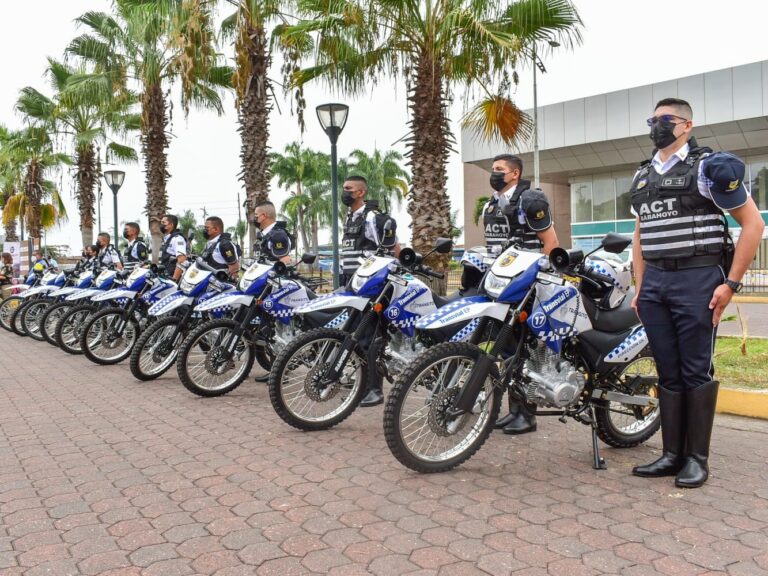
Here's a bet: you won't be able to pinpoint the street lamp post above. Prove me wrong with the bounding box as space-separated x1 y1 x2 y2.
316 103 349 289
532 40 559 189
103 171 125 244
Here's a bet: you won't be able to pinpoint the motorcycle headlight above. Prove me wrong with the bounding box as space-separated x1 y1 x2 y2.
240 277 253 292
483 272 508 298
350 274 366 294
179 278 194 294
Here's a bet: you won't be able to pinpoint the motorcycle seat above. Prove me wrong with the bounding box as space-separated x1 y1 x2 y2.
432 287 477 309
584 287 638 333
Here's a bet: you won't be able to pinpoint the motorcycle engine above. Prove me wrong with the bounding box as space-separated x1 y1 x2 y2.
385 331 426 381
522 341 586 408
273 321 298 355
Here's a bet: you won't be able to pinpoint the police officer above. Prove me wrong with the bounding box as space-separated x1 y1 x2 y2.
159 214 189 281
252 201 293 263
201 216 241 279
476 155 559 436
96 233 123 270
630 98 764 488
341 175 399 407
122 222 149 265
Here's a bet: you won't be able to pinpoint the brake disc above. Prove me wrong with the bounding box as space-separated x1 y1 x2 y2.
428 386 467 437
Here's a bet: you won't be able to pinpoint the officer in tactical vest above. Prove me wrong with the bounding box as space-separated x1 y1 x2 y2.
158 214 188 281
200 216 240 280
472 154 559 436
96 232 123 271
630 98 764 488
122 222 149 266
341 175 399 407
252 201 293 263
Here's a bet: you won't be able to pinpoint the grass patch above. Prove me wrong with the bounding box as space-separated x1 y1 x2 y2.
714 336 768 390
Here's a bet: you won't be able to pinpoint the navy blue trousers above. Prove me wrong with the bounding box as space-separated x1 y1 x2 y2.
637 264 725 392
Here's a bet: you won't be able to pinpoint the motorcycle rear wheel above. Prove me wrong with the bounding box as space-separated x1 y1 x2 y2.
595 351 661 448
130 316 185 381
81 307 140 365
268 328 367 431
383 342 501 474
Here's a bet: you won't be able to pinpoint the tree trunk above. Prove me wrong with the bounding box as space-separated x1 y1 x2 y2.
2 190 18 241
25 161 43 240
294 181 311 253
311 217 319 256
238 22 272 250
406 51 452 293
141 83 170 260
75 144 97 248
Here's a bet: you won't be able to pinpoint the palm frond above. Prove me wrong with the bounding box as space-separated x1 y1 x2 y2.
462 95 533 147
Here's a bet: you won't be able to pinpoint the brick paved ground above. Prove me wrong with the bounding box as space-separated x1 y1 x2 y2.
1 329 767 576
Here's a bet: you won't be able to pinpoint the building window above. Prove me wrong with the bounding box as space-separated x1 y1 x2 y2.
615 174 635 219
592 177 616 222
749 156 768 211
571 181 592 222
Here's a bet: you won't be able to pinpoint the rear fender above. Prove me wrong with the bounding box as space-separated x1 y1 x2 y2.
294 292 369 314
415 296 510 330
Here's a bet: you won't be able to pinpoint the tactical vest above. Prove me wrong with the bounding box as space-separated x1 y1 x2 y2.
630 146 725 261
201 234 235 271
160 231 185 276
98 244 122 267
123 238 147 264
483 181 543 252
341 204 381 275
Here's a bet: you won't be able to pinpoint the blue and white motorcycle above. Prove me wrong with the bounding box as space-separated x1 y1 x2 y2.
267 237 484 432
175 255 333 398
10 268 66 336
38 268 98 345
55 267 122 354
129 259 236 381
79 266 178 365
383 232 660 473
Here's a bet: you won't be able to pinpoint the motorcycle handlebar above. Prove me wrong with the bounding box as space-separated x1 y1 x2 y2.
419 267 444 280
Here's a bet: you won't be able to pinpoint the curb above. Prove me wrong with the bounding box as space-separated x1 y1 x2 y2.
717 388 768 420
732 296 768 304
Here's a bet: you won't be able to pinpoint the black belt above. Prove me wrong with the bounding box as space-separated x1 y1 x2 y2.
645 254 722 271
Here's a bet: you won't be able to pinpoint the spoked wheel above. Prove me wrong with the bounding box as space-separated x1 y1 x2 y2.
595 352 661 447
383 342 502 473
268 328 367 431
81 307 141 365
0 296 23 332
10 300 30 336
40 302 72 345
177 319 254 397
130 316 185 381
20 300 51 341
55 304 95 355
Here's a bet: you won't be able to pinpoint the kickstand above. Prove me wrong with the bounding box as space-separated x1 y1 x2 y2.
588 407 607 470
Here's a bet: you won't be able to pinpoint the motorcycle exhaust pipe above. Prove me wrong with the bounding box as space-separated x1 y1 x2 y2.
447 353 493 417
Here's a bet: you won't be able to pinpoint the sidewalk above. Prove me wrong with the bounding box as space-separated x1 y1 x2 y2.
1 329 767 575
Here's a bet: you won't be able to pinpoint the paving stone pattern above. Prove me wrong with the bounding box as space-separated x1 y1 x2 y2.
1 329 767 575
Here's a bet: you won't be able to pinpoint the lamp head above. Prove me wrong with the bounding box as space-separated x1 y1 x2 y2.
316 103 349 142
103 170 126 194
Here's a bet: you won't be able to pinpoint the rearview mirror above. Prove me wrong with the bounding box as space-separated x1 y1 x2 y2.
434 237 453 254
601 233 632 254
301 253 317 264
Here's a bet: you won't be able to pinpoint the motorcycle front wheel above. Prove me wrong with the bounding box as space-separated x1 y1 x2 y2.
594 351 661 447
81 307 141 365
20 299 51 341
177 319 254 397
383 342 501 474
130 316 186 381
10 300 30 336
268 328 367 431
55 304 95 355
0 296 23 332
40 302 72 345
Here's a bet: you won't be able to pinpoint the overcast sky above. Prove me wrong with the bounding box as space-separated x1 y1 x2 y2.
1 0 767 253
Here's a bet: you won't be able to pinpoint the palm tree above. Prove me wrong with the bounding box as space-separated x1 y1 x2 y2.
346 148 408 213
0 126 21 241
226 218 248 250
0 126 69 240
16 58 138 248
178 208 206 253
285 0 582 270
68 0 232 256
270 142 328 252
222 0 288 249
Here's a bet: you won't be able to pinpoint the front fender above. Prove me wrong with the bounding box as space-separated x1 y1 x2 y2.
295 292 369 314
415 296 510 330
91 288 138 302
48 286 82 298
148 291 192 316
65 288 103 302
18 285 57 299
194 291 253 312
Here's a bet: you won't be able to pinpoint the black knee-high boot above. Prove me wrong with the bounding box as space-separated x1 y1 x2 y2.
633 386 685 477
675 380 719 488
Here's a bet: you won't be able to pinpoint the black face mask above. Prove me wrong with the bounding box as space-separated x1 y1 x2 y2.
122 231 130 240
253 217 263 231
650 120 679 149
81 251 87 258
201 228 211 241
341 191 355 206
490 172 508 192
160 224 169 234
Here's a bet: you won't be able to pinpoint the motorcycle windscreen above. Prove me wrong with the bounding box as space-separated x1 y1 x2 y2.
527 282 592 353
